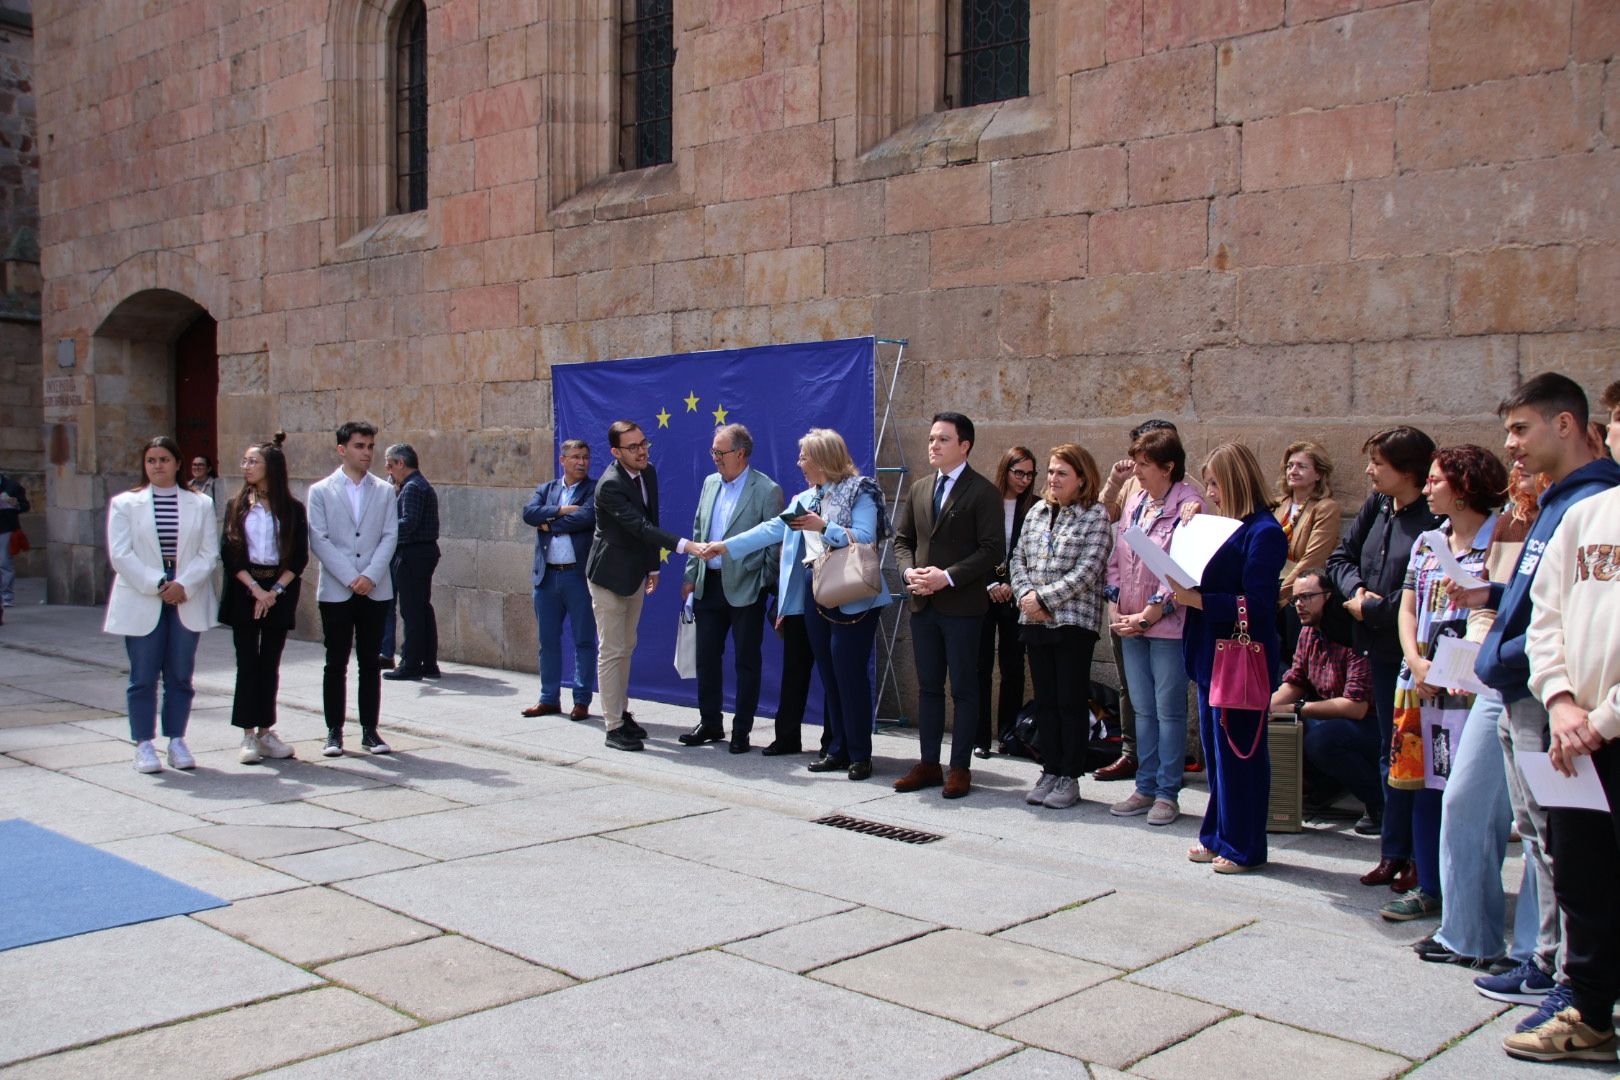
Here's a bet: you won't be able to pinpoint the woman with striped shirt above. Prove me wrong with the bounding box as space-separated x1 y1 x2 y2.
103 436 219 773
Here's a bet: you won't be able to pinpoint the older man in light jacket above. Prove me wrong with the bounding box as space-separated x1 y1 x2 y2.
307 421 398 757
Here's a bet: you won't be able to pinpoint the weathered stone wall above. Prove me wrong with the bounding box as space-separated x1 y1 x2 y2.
0 5 41 579
33 0 1620 669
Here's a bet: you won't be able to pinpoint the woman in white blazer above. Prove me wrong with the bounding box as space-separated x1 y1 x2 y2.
103 436 220 773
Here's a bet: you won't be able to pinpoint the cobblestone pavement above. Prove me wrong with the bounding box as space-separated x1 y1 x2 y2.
1 578 1613 1078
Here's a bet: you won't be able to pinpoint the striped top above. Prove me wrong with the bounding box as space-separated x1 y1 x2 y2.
152 486 180 564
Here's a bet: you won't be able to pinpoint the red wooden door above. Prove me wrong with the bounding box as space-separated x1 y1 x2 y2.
174 314 218 471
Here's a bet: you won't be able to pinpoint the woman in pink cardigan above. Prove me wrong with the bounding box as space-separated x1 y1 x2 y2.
1104 428 1204 826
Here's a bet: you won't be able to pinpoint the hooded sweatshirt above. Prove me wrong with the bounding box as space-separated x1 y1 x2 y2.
1527 485 1620 741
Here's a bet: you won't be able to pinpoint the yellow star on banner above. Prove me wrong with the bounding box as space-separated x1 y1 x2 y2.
655 406 671 429
712 403 728 425
683 391 700 412
659 547 671 564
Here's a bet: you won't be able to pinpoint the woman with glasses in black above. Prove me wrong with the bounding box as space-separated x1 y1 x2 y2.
976 446 1038 757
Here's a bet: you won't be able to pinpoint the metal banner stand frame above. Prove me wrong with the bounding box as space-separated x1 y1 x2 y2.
872 337 909 727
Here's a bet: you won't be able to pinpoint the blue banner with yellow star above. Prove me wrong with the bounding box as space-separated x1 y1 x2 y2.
551 337 876 718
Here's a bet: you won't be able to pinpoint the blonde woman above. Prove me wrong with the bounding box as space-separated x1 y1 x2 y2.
1275 441 1340 606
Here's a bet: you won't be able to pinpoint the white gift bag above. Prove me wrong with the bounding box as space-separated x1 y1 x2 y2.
674 607 697 679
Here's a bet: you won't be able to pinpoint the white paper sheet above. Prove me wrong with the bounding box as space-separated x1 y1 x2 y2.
1519 751 1612 812
1421 529 1487 589
1429 634 1491 696
1168 515 1241 587
1122 526 1197 590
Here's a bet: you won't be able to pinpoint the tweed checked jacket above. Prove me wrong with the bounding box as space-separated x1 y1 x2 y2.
1009 500 1113 633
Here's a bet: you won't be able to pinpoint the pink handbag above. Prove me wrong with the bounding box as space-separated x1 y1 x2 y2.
1209 595 1270 759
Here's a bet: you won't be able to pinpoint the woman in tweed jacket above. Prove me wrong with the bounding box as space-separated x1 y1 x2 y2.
1010 444 1114 809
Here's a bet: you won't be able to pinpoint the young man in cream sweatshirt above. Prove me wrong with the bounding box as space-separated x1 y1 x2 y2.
1509 380 1620 1065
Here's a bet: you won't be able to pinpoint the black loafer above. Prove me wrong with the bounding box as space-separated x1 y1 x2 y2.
848 761 873 781
761 743 802 757
381 667 422 681
806 754 850 773
729 737 751 754
679 725 726 746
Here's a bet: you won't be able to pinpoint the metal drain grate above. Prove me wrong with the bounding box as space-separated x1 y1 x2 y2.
812 814 944 845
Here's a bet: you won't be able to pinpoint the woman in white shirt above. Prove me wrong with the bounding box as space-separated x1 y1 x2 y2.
218 434 308 764
103 437 219 773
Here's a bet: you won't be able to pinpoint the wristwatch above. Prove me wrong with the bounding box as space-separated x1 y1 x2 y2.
1292 699 1305 719
271 583 286 595
1136 617 1151 631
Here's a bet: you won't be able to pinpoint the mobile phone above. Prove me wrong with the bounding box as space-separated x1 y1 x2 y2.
779 509 804 523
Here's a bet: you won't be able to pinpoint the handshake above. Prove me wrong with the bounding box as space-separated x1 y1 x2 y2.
687 540 728 561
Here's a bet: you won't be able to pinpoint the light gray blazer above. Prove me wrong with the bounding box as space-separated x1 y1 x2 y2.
307 467 399 603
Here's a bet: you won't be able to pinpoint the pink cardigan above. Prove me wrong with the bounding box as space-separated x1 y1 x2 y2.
1106 480 1204 640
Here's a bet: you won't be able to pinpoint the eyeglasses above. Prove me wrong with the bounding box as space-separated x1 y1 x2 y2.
618 440 651 453
710 447 741 460
1008 469 1035 480
1291 592 1327 605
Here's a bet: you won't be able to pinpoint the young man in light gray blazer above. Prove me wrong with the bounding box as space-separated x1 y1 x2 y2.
307 421 398 756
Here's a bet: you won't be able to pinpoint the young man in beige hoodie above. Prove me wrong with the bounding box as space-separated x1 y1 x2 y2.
1511 380 1620 1065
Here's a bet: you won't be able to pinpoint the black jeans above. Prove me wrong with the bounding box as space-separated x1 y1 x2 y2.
319 595 388 732
771 612 827 751
694 583 765 735
1025 626 1098 778
977 600 1024 750
231 621 289 730
1547 740 1620 1029
392 542 440 672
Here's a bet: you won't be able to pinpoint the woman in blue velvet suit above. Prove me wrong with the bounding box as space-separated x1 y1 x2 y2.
1172 442 1287 873
713 428 891 781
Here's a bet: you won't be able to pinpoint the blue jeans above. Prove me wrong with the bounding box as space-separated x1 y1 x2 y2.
535 567 596 706
803 587 880 765
1303 716 1384 814
1121 635 1189 801
124 604 200 742
0 530 14 603
1434 694 1539 962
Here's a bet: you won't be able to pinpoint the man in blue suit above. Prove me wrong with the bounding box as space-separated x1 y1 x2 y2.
521 440 598 720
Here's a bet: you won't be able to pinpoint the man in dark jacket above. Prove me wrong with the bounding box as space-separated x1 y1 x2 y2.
521 439 598 720
382 444 440 681
1462 373 1620 1019
0 470 28 608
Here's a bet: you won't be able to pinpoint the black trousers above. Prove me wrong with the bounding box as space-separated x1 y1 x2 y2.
319 595 388 732
911 605 982 771
977 600 1024 750
1026 626 1099 778
694 583 765 736
230 621 289 730
771 612 827 750
1547 739 1620 1029
393 542 440 672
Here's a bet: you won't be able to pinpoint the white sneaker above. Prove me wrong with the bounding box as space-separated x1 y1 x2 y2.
239 732 264 764
256 729 295 759
167 737 195 770
133 740 161 773
1026 772 1059 805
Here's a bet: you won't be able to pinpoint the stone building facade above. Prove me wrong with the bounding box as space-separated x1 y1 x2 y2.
0 1 41 581
33 0 1620 676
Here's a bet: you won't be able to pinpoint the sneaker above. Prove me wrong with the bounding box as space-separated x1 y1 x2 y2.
1110 791 1154 817
1412 934 1506 970
257 729 295 759
360 729 392 755
1042 776 1080 809
1381 889 1442 922
1026 773 1059 805
1354 811 1383 835
1146 798 1179 826
1476 957 1556 1005
605 727 645 752
1517 984 1578 1033
133 740 161 773
166 737 195 770
239 732 264 764
322 732 344 758
1503 1008 1618 1063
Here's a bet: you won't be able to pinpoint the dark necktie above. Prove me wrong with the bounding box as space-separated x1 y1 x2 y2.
637 473 648 506
932 473 948 518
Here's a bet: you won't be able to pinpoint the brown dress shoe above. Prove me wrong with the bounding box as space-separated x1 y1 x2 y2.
522 703 563 718
942 767 971 799
1360 857 1405 887
1093 754 1137 781
893 762 944 792
568 703 590 721
1390 860 1418 894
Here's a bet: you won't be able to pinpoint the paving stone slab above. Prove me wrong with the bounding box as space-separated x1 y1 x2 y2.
618 808 1107 932
3 987 416 1080
317 935 575 1022
263 950 1013 1079
995 979 1228 1069
7 737 136 769
307 785 467 820
1128 923 1500 1059
0 917 321 1066
0 685 54 707
98 833 306 900
180 823 366 860
346 782 718 859
0 722 116 753
63 755 387 814
202 801 369 829
338 835 849 979
1404 1009 1618 1079
962 1048 1094 1078
1 671 144 713
193 885 441 966
263 840 437 884
724 906 938 973
0 765 203 843
815 929 1119 1029
312 744 597 805
1130 1015 1409 1080
997 890 1253 971
0 653 98 680
0 754 20 767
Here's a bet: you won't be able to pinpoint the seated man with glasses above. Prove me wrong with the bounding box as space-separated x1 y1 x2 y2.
1269 567 1382 834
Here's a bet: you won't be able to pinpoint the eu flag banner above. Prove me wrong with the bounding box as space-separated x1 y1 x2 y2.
551 337 876 717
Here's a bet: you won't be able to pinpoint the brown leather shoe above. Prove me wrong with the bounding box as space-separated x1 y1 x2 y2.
1360 857 1405 887
942 767 971 799
893 762 944 792
1390 860 1418 894
568 703 590 722
522 703 563 718
1093 754 1137 781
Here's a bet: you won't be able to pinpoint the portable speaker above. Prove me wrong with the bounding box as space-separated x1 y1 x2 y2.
1267 715 1303 834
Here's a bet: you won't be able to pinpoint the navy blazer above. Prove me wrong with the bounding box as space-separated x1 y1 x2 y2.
522 475 597 586
1182 511 1288 690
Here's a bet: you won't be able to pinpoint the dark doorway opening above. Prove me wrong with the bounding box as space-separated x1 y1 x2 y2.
174 313 218 473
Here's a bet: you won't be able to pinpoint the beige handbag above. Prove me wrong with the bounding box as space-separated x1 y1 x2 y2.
812 541 883 608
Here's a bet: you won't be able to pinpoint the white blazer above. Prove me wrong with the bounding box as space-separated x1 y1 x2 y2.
102 487 221 636
307 467 399 603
